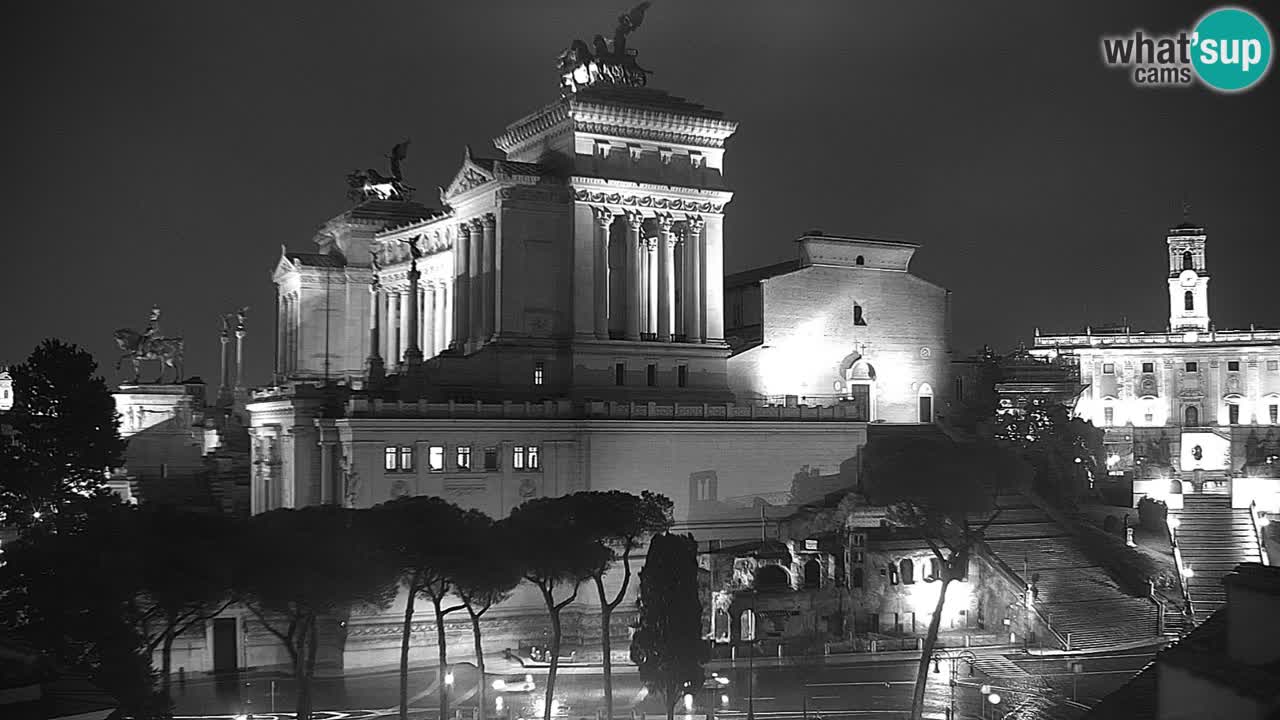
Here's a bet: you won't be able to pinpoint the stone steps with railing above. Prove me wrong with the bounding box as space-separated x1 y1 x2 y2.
1171 494 1264 625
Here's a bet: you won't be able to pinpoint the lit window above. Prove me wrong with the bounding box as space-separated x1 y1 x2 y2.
484 447 498 471
1271 405 1278 424
678 365 688 388
1144 411 1154 423
456 446 472 470
428 446 445 472
1186 362 1198 372
385 447 397 471
1142 362 1154 373
1184 291 1194 311
398 446 414 472
1103 363 1115 375
1228 361 1240 372
534 361 545 386
647 364 657 387
514 445 540 470
1104 407 1115 426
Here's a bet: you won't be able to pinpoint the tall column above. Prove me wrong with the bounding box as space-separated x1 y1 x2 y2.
367 283 384 385
398 288 412 364
387 290 400 363
442 282 453 350
593 208 613 339
483 214 498 340
454 224 471 350
625 212 642 341
685 217 705 343
432 284 444 355
219 324 231 397
468 218 483 346
702 214 726 343
646 238 658 336
657 215 676 342
235 327 246 391
422 283 435 357
319 434 334 505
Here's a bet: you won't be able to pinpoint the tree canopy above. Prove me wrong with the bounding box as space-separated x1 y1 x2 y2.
0 339 125 527
630 533 706 720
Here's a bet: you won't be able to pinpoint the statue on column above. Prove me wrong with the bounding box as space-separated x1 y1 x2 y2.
113 305 185 384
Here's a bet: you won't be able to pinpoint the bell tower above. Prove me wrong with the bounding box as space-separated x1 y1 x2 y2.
1167 215 1210 333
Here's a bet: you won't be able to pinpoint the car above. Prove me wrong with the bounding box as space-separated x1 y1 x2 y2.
486 651 537 693
491 673 537 693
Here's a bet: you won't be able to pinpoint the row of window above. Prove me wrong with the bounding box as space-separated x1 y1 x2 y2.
1102 359 1278 375
615 362 689 387
1102 404 1280 426
384 444 540 473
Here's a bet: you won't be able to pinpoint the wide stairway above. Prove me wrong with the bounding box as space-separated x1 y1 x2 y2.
978 495 1161 650
1175 494 1263 624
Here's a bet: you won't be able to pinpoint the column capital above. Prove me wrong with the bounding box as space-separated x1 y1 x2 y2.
593 206 616 229
458 221 473 238
626 211 645 231
685 214 706 234
657 213 677 234
482 213 496 229
469 217 486 232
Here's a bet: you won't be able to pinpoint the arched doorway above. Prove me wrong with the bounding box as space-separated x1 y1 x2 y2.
740 609 756 641
1185 405 1199 427
755 564 791 592
838 353 877 421
917 383 934 424
803 559 821 589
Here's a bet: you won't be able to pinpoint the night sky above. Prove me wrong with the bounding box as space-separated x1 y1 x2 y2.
3 1 1278 388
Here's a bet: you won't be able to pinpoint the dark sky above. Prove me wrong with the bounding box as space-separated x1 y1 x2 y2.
3 1 1278 388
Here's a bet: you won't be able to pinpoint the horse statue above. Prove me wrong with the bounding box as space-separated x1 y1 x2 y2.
113 328 185 384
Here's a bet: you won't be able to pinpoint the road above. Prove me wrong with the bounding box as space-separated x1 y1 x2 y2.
170 646 1158 720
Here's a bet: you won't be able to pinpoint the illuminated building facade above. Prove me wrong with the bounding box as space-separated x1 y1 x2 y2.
1032 220 1280 512
232 57 953 672
724 233 951 423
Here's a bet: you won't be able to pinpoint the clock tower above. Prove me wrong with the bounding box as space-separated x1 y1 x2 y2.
1167 220 1210 333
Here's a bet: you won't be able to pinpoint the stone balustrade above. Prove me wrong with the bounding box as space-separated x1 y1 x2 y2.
343 397 868 421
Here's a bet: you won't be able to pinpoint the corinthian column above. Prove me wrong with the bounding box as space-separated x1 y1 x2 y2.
367 281 384 386
657 214 676 342
469 218 483 346
593 207 614 339
625 212 643 341
454 224 471 349
685 216 705 343
398 288 412 364
646 238 658 336
483 214 498 340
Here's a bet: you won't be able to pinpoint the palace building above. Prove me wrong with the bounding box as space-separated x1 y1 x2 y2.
1032 218 1280 514
221 13 953 675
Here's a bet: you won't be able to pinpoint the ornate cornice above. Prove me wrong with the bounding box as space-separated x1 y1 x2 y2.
494 102 573 154
494 95 738 155
573 188 726 215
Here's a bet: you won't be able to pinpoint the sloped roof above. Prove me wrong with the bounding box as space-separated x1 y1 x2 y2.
343 199 439 225
471 156 560 178
724 259 803 289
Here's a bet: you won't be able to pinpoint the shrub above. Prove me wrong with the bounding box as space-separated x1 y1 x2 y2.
1137 497 1168 532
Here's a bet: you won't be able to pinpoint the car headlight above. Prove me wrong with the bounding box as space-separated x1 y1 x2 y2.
493 680 506 690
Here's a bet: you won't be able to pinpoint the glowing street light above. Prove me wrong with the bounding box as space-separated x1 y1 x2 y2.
1183 565 1195 578
1167 516 1181 531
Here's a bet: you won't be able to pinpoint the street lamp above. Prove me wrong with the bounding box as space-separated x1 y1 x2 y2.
931 650 977 720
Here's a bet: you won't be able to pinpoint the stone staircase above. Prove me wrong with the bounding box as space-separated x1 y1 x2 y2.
1174 494 1263 624
978 495 1161 650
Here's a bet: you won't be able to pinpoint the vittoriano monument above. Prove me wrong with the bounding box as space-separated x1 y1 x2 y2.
557 1 653 95
347 139 413 201
114 305 185 384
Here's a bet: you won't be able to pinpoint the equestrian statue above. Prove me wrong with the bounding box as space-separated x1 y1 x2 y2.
114 305 185 384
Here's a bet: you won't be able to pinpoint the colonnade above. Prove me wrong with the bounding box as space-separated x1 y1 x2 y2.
370 280 454 366
596 210 709 343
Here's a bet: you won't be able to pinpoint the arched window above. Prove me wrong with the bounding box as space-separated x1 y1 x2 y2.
918 383 935 424
1184 291 1194 311
1183 251 1194 271
855 255 865 266
852 567 864 588
899 558 915 585
927 557 941 582
1185 405 1199 427
755 564 790 592
803 559 821 589
854 305 867 326
740 610 756 641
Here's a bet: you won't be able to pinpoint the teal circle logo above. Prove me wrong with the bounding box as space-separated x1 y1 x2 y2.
1192 7 1273 92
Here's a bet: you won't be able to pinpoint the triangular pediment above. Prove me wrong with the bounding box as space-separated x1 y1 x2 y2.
443 147 495 201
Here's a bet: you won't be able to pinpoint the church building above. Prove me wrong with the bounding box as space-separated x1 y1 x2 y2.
1032 218 1280 513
